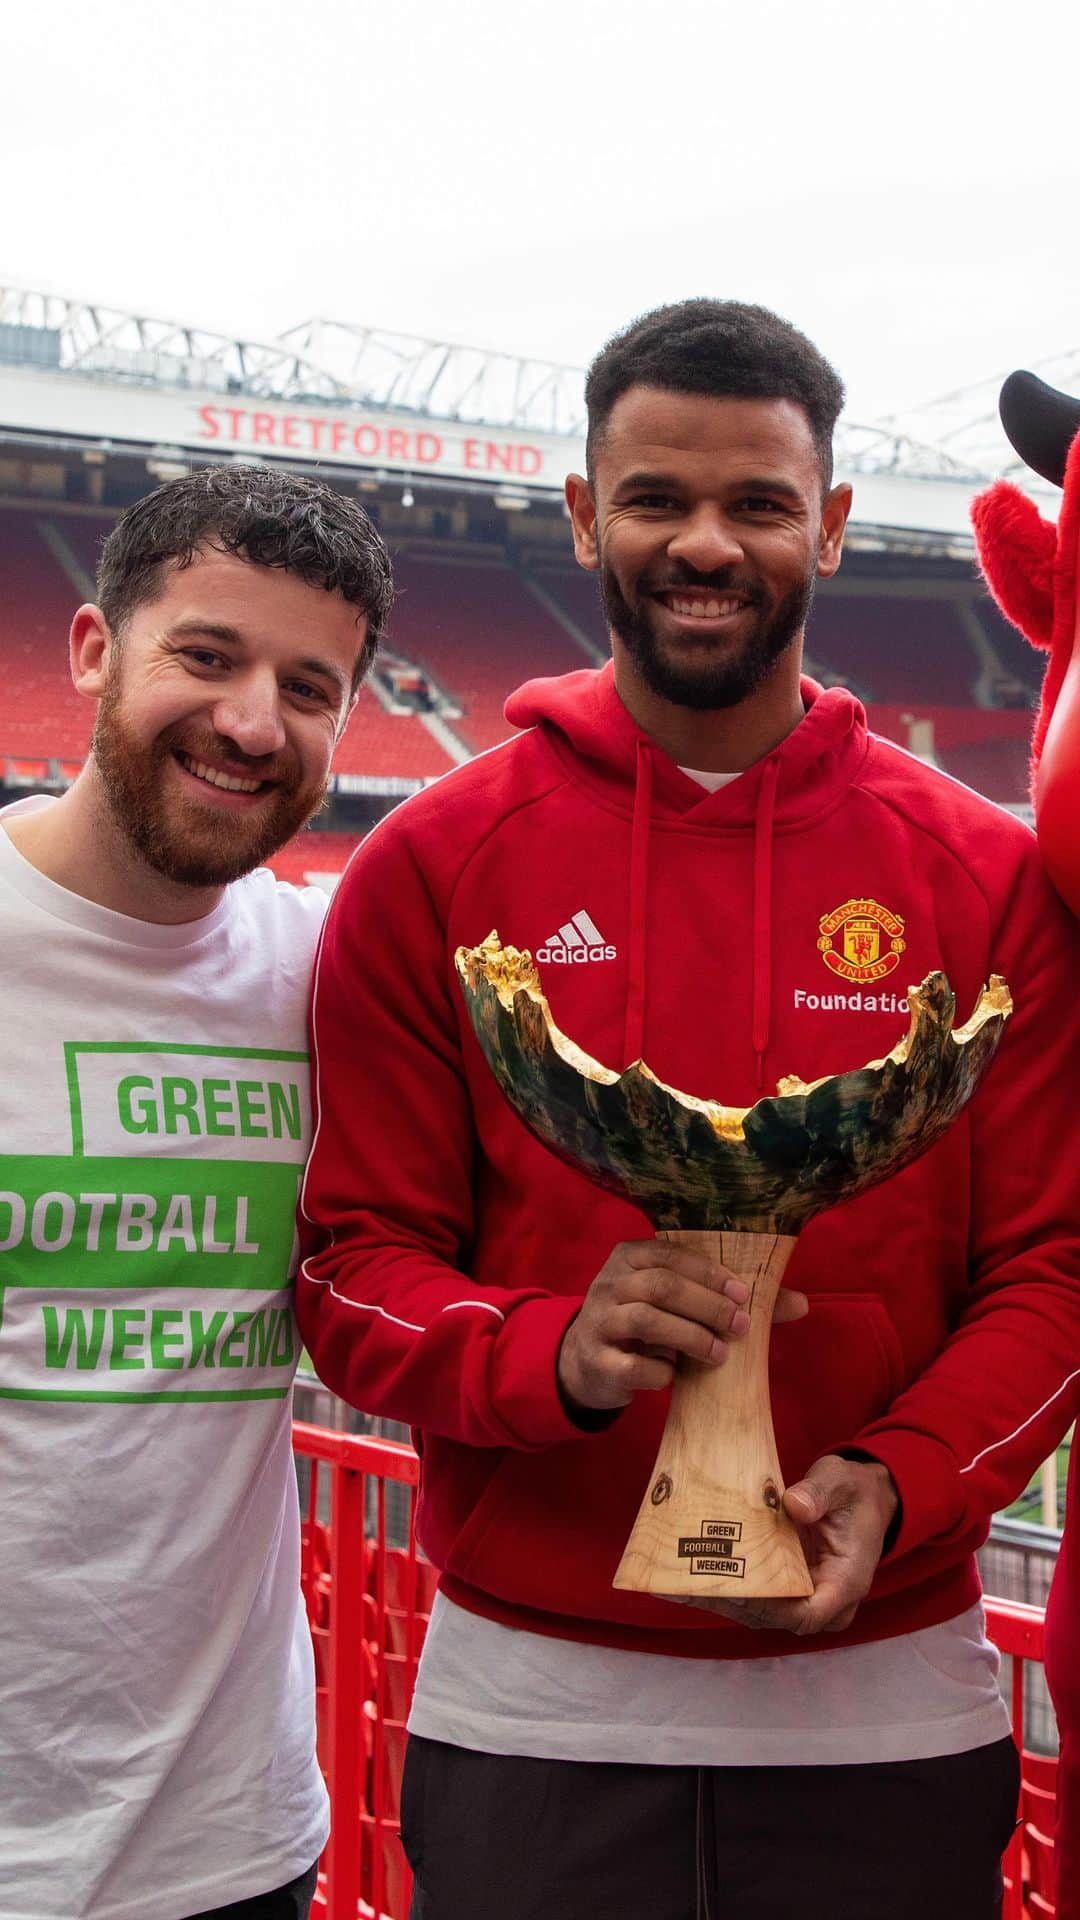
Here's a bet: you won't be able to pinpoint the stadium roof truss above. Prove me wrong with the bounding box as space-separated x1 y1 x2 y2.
1 282 1076 489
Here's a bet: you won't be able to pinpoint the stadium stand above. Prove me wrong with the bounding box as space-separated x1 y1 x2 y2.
266 832 362 889
531 564 609 653
803 594 982 705
0 510 92 762
331 688 455 781
387 554 592 752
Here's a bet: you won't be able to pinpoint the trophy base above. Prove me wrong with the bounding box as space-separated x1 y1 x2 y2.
612 1232 814 1605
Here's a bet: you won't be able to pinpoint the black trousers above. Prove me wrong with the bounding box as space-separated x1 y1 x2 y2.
402 1734 1020 1920
183 1860 318 1920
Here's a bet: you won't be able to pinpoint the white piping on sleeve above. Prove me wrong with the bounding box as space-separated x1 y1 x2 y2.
958 1363 1080 1476
298 1259 507 1334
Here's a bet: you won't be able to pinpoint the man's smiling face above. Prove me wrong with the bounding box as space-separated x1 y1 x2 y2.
90 547 363 886
568 386 848 711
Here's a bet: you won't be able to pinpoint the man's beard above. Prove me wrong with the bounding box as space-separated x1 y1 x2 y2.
91 682 327 889
599 558 815 711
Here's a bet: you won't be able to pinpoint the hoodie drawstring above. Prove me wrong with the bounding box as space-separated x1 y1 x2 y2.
623 739 778 1091
751 758 779 1090
623 739 653 1066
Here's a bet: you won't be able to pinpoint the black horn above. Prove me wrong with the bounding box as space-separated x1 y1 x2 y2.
999 369 1080 489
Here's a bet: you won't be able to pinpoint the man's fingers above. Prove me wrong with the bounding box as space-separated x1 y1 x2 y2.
782 1478 827 1526
792 1577 861 1637
613 1300 745 1366
623 1241 750 1305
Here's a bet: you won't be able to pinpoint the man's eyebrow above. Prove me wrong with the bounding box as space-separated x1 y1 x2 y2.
613 470 681 493
169 619 245 644
611 469 806 503
169 621 350 696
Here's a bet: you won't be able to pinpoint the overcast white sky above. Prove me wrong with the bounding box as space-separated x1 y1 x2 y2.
3 0 1078 425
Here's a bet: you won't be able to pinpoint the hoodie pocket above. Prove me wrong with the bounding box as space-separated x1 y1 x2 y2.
770 1289 906 1479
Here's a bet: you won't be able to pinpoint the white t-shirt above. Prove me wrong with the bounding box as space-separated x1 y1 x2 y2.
408 1594 1009 1766
410 754 1009 1767
0 797 330 1920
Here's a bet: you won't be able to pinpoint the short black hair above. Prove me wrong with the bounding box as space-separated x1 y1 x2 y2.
585 298 845 487
96 464 394 693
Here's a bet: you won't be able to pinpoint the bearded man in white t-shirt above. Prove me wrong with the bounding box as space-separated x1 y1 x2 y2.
0 465 392 1920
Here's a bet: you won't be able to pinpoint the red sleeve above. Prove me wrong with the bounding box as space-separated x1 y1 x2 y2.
846 847 1080 1555
294 821 584 1450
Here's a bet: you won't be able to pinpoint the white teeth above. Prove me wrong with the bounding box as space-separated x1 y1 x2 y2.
180 752 261 794
667 594 742 620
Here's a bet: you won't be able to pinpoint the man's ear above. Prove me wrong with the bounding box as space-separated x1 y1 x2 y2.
817 483 852 580
70 605 115 699
565 473 599 573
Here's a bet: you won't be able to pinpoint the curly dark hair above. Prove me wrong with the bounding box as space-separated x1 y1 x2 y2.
585 298 845 488
96 465 394 692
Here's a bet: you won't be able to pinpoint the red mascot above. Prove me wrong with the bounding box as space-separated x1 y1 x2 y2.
973 368 1080 1917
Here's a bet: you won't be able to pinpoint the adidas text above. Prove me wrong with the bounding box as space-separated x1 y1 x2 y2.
536 944 617 965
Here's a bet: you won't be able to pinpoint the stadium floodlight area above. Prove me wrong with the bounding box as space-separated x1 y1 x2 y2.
874 350 1080 485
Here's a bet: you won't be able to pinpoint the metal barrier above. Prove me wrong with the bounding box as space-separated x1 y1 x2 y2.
294 1422 1060 1920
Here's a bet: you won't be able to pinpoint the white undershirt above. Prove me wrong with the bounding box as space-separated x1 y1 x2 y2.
677 764 742 791
408 1594 1009 1766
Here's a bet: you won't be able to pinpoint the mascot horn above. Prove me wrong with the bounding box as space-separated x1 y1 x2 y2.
973 372 1080 1920
971 370 1080 913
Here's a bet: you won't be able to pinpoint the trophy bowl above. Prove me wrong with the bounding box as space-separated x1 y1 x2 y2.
456 934 1011 1602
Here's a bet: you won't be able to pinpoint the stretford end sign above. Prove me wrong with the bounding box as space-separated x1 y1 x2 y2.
0 365 567 492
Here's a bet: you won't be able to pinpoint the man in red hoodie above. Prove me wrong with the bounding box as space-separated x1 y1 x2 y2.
297 301 1080 1920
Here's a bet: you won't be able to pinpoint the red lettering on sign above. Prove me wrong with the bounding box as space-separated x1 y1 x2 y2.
416 431 443 464
225 408 247 440
517 445 542 475
463 438 483 469
330 422 348 453
353 425 381 456
306 417 329 451
282 416 301 449
485 442 514 472
252 413 276 446
198 405 220 440
386 429 409 459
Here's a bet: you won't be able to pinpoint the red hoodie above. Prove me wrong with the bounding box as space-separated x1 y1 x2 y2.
297 665 1080 1659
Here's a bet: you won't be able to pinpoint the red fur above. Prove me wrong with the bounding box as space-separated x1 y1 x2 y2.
971 482 1055 649
1037 430 1080 766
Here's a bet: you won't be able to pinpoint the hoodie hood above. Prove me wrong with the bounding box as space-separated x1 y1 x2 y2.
505 661 871 1083
504 659 868 829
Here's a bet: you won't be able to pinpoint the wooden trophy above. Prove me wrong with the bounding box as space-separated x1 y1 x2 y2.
456 933 1011 1604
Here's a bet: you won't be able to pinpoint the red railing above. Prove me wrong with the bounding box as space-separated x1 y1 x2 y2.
987 1599 1058 1919
294 1423 1059 1920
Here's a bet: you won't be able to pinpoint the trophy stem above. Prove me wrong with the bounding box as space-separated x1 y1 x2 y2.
612 1230 813 1603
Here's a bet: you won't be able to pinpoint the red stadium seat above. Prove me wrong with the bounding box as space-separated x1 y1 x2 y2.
0 510 93 761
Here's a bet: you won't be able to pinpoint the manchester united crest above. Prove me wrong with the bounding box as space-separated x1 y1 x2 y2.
818 898 906 983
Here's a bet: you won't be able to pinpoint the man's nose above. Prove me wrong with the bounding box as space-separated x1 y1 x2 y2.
666 507 744 574
211 674 287 759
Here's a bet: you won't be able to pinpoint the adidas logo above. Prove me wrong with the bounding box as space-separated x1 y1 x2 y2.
536 910 616 965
